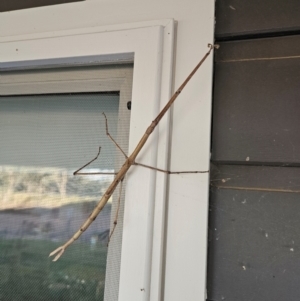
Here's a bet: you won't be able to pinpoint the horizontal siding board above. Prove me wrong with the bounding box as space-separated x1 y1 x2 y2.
215 35 300 62
215 0 300 39
207 166 300 301
212 36 300 164
210 164 300 192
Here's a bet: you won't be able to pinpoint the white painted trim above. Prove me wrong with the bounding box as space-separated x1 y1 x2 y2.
0 19 173 43
149 22 174 301
0 19 175 301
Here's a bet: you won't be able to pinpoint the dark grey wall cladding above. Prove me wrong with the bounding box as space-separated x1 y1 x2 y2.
215 0 300 39
207 164 300 301
0 0 83 12
211 2 300 301
211 35 300 165
209 34 300 300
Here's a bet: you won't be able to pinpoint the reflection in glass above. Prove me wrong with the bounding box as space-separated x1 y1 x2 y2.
0 94 119 300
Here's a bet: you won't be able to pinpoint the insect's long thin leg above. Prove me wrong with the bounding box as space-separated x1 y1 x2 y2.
73 147 117 176
75 172 117 175
74 110 128 176
73 147 101 175
107 177 124 245
134 162 209 174
103 112 128 159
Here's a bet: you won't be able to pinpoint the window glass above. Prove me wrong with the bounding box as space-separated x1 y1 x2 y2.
0 93 120 301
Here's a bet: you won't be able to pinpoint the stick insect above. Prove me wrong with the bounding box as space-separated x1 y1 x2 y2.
49 43 219 261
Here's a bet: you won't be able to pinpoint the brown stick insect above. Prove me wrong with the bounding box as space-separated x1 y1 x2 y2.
49 43 219 261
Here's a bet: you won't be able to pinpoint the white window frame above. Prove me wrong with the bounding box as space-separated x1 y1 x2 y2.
0 19 175 301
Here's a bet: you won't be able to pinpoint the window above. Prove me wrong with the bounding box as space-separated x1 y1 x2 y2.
0 20 175 300
0 65 132 301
